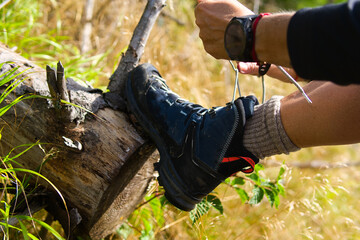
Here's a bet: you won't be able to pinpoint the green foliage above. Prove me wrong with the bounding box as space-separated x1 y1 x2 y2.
226 163 286 208
120 190 166 239
0 63 66 239
0 0 109 87
122 162 287 239
189 194 223 224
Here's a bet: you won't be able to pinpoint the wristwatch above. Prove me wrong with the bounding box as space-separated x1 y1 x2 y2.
224 15 258 62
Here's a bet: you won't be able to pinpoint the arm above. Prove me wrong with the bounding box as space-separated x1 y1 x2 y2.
243 81 360 159
195 0 360 83
195 0 293 65
281 81 360 148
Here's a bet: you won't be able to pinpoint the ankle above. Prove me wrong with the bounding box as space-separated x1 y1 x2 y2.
243 96 300 159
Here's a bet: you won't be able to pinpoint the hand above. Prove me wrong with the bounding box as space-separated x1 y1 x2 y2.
195 0 254 59
237 62 304 83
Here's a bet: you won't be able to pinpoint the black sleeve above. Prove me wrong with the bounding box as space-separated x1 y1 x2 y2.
287 0 360 85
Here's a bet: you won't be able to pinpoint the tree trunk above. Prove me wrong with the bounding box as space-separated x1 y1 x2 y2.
0 0 166 238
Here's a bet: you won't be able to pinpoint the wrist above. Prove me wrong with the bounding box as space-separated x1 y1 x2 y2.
224 13 271 63
224 15 259 62
255 13 294 66
251 13 271 62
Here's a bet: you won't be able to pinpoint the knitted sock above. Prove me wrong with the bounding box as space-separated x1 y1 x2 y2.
243 96 300 159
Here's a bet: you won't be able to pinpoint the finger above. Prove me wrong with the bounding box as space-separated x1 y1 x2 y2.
237 62 259 75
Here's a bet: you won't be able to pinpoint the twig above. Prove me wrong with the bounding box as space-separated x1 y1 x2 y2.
158 216 188 232
0 0 11 10
107 0 167 95
161 11 185 26
135 192 164 209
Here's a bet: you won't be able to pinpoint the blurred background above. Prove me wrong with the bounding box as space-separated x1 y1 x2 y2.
2 0 360 239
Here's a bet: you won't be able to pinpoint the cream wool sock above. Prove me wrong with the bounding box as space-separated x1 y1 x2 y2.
243 96 300 159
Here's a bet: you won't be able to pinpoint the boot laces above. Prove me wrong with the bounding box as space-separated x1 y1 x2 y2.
153 74 208 116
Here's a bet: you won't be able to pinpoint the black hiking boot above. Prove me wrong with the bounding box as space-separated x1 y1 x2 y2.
126 63 259 211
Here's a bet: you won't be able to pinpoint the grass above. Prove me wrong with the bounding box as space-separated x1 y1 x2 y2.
1 0 359 239
0 62 67 238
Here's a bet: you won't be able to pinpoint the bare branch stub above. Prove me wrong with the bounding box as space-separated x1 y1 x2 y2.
46 65 60 108
46 62 74 122
56 61 70 103
107 0 167 97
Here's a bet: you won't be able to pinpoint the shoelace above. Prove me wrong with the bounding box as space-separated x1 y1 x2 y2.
229 61 312 104
153 75 208 116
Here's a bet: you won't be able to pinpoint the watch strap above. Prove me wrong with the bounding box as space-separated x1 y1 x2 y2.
225 13 271 63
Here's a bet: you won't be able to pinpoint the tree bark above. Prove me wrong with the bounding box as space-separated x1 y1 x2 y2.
0 43 156 239
0 0 166 238
107 0 166 96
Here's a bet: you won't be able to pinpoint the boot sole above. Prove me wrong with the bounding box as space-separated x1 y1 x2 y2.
126 76 199 211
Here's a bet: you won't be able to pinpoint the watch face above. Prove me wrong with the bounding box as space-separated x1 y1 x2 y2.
224 20 246 60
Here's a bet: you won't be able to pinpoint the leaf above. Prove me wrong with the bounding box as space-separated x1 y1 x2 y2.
0 222 38 239
0 94 44 118
159 195 169 207
116 223 133 239
16 215 64 240
18 220 30 240
254 163 265 173
149 196 164 226
189 199 211 224
231 177 245 186
0 66 20 87
140 229 154 240
234 187 249 203
224 178 231 184
261 181 276 189
277 166 286 181
206 194 223 214
248 173 260 185
277 182 285 196
264 189 275 207
0 126 4 140
142 217 152 234
5 169 69 238
249 186 265 205
265 189 280 208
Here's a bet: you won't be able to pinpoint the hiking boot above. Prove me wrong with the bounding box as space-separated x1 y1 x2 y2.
126 63 259 211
